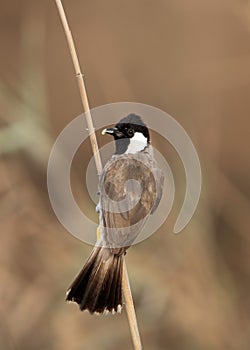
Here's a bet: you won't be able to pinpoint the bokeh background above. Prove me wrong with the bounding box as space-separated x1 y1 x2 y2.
1 1 250 349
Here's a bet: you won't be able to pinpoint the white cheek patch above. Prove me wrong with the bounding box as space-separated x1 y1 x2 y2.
125 132 148 154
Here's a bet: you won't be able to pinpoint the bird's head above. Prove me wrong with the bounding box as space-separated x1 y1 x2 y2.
102 114 150 155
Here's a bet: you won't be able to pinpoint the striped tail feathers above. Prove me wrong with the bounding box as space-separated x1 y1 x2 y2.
66 247 123 314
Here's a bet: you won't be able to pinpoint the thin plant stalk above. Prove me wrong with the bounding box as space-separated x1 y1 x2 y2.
123 262 142 350
53 1 142 349
54 0 102 175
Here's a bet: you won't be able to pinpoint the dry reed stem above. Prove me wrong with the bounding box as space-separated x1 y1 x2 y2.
123 262 142 350
54 1 142 349
54 0 102 175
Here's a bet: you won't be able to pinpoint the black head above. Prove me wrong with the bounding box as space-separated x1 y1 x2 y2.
102 114 150 154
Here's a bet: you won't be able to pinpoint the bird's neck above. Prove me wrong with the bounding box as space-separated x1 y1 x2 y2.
115 132 149 155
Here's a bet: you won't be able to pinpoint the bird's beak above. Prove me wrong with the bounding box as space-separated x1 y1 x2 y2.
101 127 118 136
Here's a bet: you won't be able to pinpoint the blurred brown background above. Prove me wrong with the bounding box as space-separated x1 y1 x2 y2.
1 0 250 349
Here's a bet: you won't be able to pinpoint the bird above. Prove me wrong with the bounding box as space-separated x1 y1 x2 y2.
66 113 164 314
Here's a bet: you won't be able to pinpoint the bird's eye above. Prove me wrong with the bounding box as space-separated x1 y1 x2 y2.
127 129 134 137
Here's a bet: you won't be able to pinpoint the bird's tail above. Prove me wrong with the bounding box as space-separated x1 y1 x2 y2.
66 248 123 314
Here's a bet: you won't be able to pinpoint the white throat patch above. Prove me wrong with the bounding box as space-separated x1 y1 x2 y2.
125 132 148 154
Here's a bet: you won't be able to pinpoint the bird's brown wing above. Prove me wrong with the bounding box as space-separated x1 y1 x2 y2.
99 154 161 254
